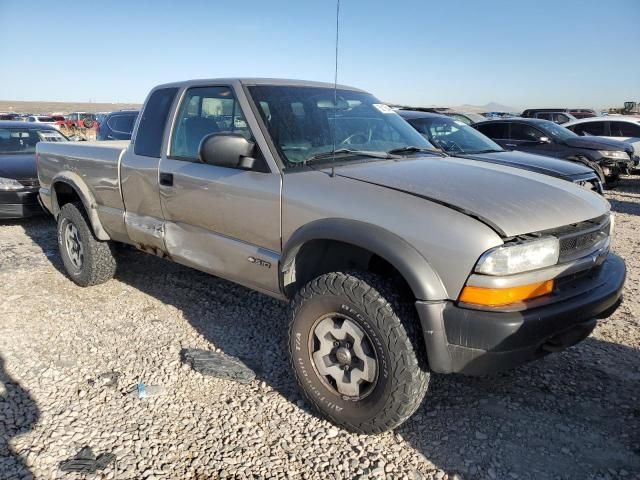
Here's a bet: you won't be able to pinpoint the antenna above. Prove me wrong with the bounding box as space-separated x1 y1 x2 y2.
330 0 340 178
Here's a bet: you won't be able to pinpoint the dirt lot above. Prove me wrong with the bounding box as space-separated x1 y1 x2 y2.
1 178 639 480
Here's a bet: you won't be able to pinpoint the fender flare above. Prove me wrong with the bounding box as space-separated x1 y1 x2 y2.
281 218 447 301
50 172 110 241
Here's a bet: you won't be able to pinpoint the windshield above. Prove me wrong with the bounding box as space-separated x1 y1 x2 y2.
248 85 435 168
408 116 503 154
540 120 577 141
0 128 67 154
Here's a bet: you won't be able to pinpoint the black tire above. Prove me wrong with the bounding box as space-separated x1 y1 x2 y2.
289 271 429 433
57 202 116 287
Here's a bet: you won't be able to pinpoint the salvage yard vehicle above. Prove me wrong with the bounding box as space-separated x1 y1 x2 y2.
27 115 61 130
96 110 139 141
64 112 96 129
399 110 603 194
565 116 640 164
474 118 635 184
37 78 625 434
0 122 67 218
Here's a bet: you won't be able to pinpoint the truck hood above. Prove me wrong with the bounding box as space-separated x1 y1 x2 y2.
331 157 609 237
563 136 634 154
0 153 37 180
459 150 592 180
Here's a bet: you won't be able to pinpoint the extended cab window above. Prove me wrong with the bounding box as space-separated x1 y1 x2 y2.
134 87 179 158
171 86 251 160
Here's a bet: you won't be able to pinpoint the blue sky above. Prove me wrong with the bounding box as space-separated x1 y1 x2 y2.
1 0 638 109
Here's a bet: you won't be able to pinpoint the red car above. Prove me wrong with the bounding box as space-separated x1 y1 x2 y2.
64 112 96 129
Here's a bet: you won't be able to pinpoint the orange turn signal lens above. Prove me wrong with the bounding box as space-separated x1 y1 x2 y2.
459 280 554 307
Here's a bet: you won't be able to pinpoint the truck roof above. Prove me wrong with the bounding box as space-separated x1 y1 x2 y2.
151 78 366 93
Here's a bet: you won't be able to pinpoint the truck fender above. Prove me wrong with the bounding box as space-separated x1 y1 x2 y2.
50 172 111 241
280 218 447 301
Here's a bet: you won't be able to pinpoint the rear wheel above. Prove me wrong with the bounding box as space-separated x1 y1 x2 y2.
289 271 429 433
57 202 116 286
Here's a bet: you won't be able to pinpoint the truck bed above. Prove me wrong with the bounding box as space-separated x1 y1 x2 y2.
37 140 130 237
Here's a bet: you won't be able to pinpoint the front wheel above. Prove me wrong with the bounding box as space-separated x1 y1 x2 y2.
289 271 429 433
57 202 117 287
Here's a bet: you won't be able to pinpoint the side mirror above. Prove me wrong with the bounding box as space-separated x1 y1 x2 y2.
198 133 256 170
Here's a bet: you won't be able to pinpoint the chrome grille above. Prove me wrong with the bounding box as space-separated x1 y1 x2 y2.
557 216 610 262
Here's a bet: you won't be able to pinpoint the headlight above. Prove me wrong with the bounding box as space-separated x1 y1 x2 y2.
0 177 24 191
598 150 629 160
476 237 560 275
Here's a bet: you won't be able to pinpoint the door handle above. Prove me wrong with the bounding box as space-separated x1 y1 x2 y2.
505 143 517 147
159 172 174 186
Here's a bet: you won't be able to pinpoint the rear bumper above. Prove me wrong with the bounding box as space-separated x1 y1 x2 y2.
416 253 625 376
0 189 43 219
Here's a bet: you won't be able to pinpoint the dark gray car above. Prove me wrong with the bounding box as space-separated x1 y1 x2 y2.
399 110 603 194
474 118 634 184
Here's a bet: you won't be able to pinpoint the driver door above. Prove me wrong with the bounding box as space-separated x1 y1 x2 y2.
158 84 282 295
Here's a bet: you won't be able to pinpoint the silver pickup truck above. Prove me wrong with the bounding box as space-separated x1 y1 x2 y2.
37 78 625 433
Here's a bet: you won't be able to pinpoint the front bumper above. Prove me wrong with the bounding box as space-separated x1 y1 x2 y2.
416 253 625 376
0 188 43 219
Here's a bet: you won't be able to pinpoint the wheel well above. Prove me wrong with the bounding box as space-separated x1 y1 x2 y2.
285 239 413 300
53 182 82 212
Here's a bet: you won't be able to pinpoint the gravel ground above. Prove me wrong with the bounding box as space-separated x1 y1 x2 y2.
1 177 639 480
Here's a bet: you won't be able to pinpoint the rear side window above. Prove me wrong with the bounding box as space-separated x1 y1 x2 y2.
107 114 137 134
570 121 606 136
553 113 570 123
609 121 640 137
134 87 178 158
475 122 508 139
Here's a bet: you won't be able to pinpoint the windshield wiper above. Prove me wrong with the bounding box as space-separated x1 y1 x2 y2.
465 148 504 154
304 148 395 164
387 146 446 157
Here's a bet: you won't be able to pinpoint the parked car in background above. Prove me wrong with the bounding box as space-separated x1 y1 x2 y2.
0 113 21 121
564 116 640 165
399 107 486 125
522 110 577 124
442 111 487 125
399 110 603 194
0 122 67 218
96 110 139 140
27 115 61 130
568 109 598 119
37 78 625 433
95 112 110 125
474 118 635 184
482 111 517 119
64 112 96 129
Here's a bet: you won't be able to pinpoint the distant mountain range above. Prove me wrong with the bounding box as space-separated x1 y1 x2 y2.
388 101 521 113
456 102 520 113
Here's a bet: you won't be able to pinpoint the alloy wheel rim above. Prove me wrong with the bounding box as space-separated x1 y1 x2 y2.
64 223 84 270
310 313 378 400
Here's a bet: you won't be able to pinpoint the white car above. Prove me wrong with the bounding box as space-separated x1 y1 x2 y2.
565 116 640 164
27 115 61 130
